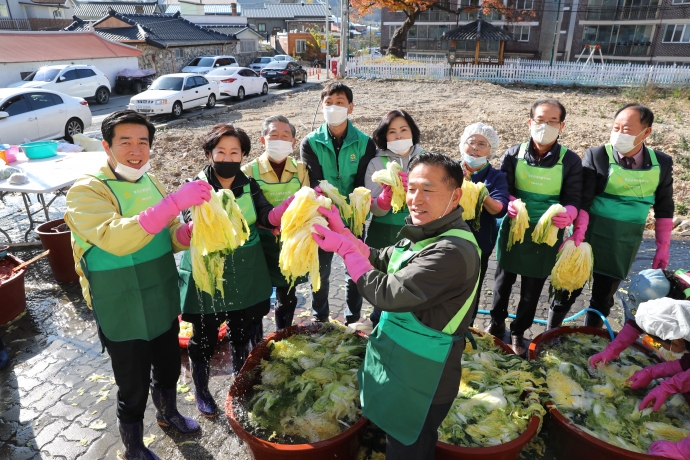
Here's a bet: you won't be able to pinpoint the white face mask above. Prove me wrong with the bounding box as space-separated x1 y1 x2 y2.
323 105 349 126
387 138 413 156
463 153 488 169
108 148 150 181
265 139 293 163
530 122 561 145
610 131 644 155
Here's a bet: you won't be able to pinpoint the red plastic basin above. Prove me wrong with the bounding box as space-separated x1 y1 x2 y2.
225 323 368 460
0 254 27 325
35 218 79 283
528 326 686 460
435 329 542 460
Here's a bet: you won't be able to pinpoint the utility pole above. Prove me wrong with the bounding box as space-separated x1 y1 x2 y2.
549 0 563 65
339 0 349 76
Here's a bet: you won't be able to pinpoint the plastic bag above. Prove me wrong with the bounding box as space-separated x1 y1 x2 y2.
636 298 690 341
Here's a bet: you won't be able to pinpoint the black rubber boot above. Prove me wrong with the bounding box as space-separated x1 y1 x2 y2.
230 341 252 375
547 310 568 330
249 321 264 349
118 420 160 460
488 321 506 339
150 387 200 435
190 361 218 418
584 311 605 329
274 308 294 330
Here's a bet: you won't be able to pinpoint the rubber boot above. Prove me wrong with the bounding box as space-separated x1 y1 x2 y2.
190 361 218 418
230 341 252 375
584 311 605 329
0 348 8 370
274 308 294 330
150 387 200 435
511 335 528 358
249 321 264 349
118 420 160 460
547 310 568 330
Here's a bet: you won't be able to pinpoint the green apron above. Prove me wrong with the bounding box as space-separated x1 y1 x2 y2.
249 159 305 287
586 144 660 280
675 270 690 299
496 143 567 279
73 172 180 342
358 229 481 445
179 173 272 314
367 156 411 249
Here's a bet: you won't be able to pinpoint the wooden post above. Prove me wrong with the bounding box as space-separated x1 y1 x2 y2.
474 40 480 65
499 41 505 65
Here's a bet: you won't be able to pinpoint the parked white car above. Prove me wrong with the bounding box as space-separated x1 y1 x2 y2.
8 64 111 104
272 55 294 62
249 56 276 72
205 67 268 100
0 88 92 145
181 56 238 75
128 74 219 118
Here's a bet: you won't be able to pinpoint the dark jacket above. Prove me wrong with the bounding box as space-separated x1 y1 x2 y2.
469 164 509 254
182 164 274 228
300 123 378 189
580 144 674 218
356 207 481 404
500 139 583 209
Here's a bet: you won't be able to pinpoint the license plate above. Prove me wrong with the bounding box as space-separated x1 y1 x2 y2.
266 72 276 75
138 108 152 112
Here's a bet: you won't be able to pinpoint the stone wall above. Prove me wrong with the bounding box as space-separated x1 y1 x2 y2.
135 43 239 76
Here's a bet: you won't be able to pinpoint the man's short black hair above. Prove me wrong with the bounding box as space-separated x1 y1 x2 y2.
101 110 156 146
372 109 421 150
615 103 655 128
530 98 567 122
320 81 353 104
202 123 251 157
408 152 464 190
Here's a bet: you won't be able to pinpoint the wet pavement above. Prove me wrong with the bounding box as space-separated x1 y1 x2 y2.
1 203 689 459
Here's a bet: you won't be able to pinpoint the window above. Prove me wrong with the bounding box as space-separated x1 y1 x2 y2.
663 24 690 43
60 70 78 81
673 0 690 3
296 38 307 53
77 68 96 78
512 25 530 41
50 94 64 105
258 23 266 32
194 76 208 86
0 0 8 17
174 48 185 59
184 78 195 90
53 9 62 18
515 0 534 8
135 5 143 13
239 40 257 53
27 92 56 111
0 95 31 117
272 26 282 34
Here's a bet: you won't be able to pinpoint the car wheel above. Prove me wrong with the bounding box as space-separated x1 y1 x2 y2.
261 83 268 95
172 101 183 118
207 93 216 108
237 87 245 100
289 76 295 87
95 87 110 104
133 82 143 93
64 118 83 143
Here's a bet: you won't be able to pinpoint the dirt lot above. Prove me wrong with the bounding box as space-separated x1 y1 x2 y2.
149 79 690 217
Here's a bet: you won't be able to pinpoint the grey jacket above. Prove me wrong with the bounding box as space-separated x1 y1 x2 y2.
356 207 481 404
364 145 424 217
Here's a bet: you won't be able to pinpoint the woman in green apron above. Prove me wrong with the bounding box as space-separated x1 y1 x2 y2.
241 115 310 330
489 99 583 357
178 123 293 418
546 104 675 329
364 109 422 327
314 152 481 459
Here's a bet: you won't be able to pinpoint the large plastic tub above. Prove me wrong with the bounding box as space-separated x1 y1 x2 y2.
35 218 79 283
225 323 368 460
0 254 26 325
435 330 542 460
20 141 58 159
528 326 682 460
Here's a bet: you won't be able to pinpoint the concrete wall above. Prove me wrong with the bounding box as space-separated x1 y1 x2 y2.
135 43 239 76
0 56 140 88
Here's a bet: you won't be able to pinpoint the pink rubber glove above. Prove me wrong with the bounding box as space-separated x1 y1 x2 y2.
314 186 324 197
268 195 295 227
551 205 578 230
653 217 673 270
176 222 193 247
641 368 690 411
628 360 683 390
559 209 590 251
312 224 373 282
376 184 393 211
318 205 370 258
649 435 690 459
398 171 408 190
507 195 518 219
589 323 640 368
139 181 212 235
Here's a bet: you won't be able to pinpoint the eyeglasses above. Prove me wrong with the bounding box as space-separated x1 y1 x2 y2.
465 140 490 149
531 119 562 128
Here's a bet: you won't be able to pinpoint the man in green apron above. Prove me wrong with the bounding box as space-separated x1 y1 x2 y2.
489 99 583 357
300 81 377 324
241 115 310 329
547 104 675 329
65 110 209 460
313 152 481 459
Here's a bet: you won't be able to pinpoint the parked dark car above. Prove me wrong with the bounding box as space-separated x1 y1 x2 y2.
260 61 307 87
114 68 156 94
